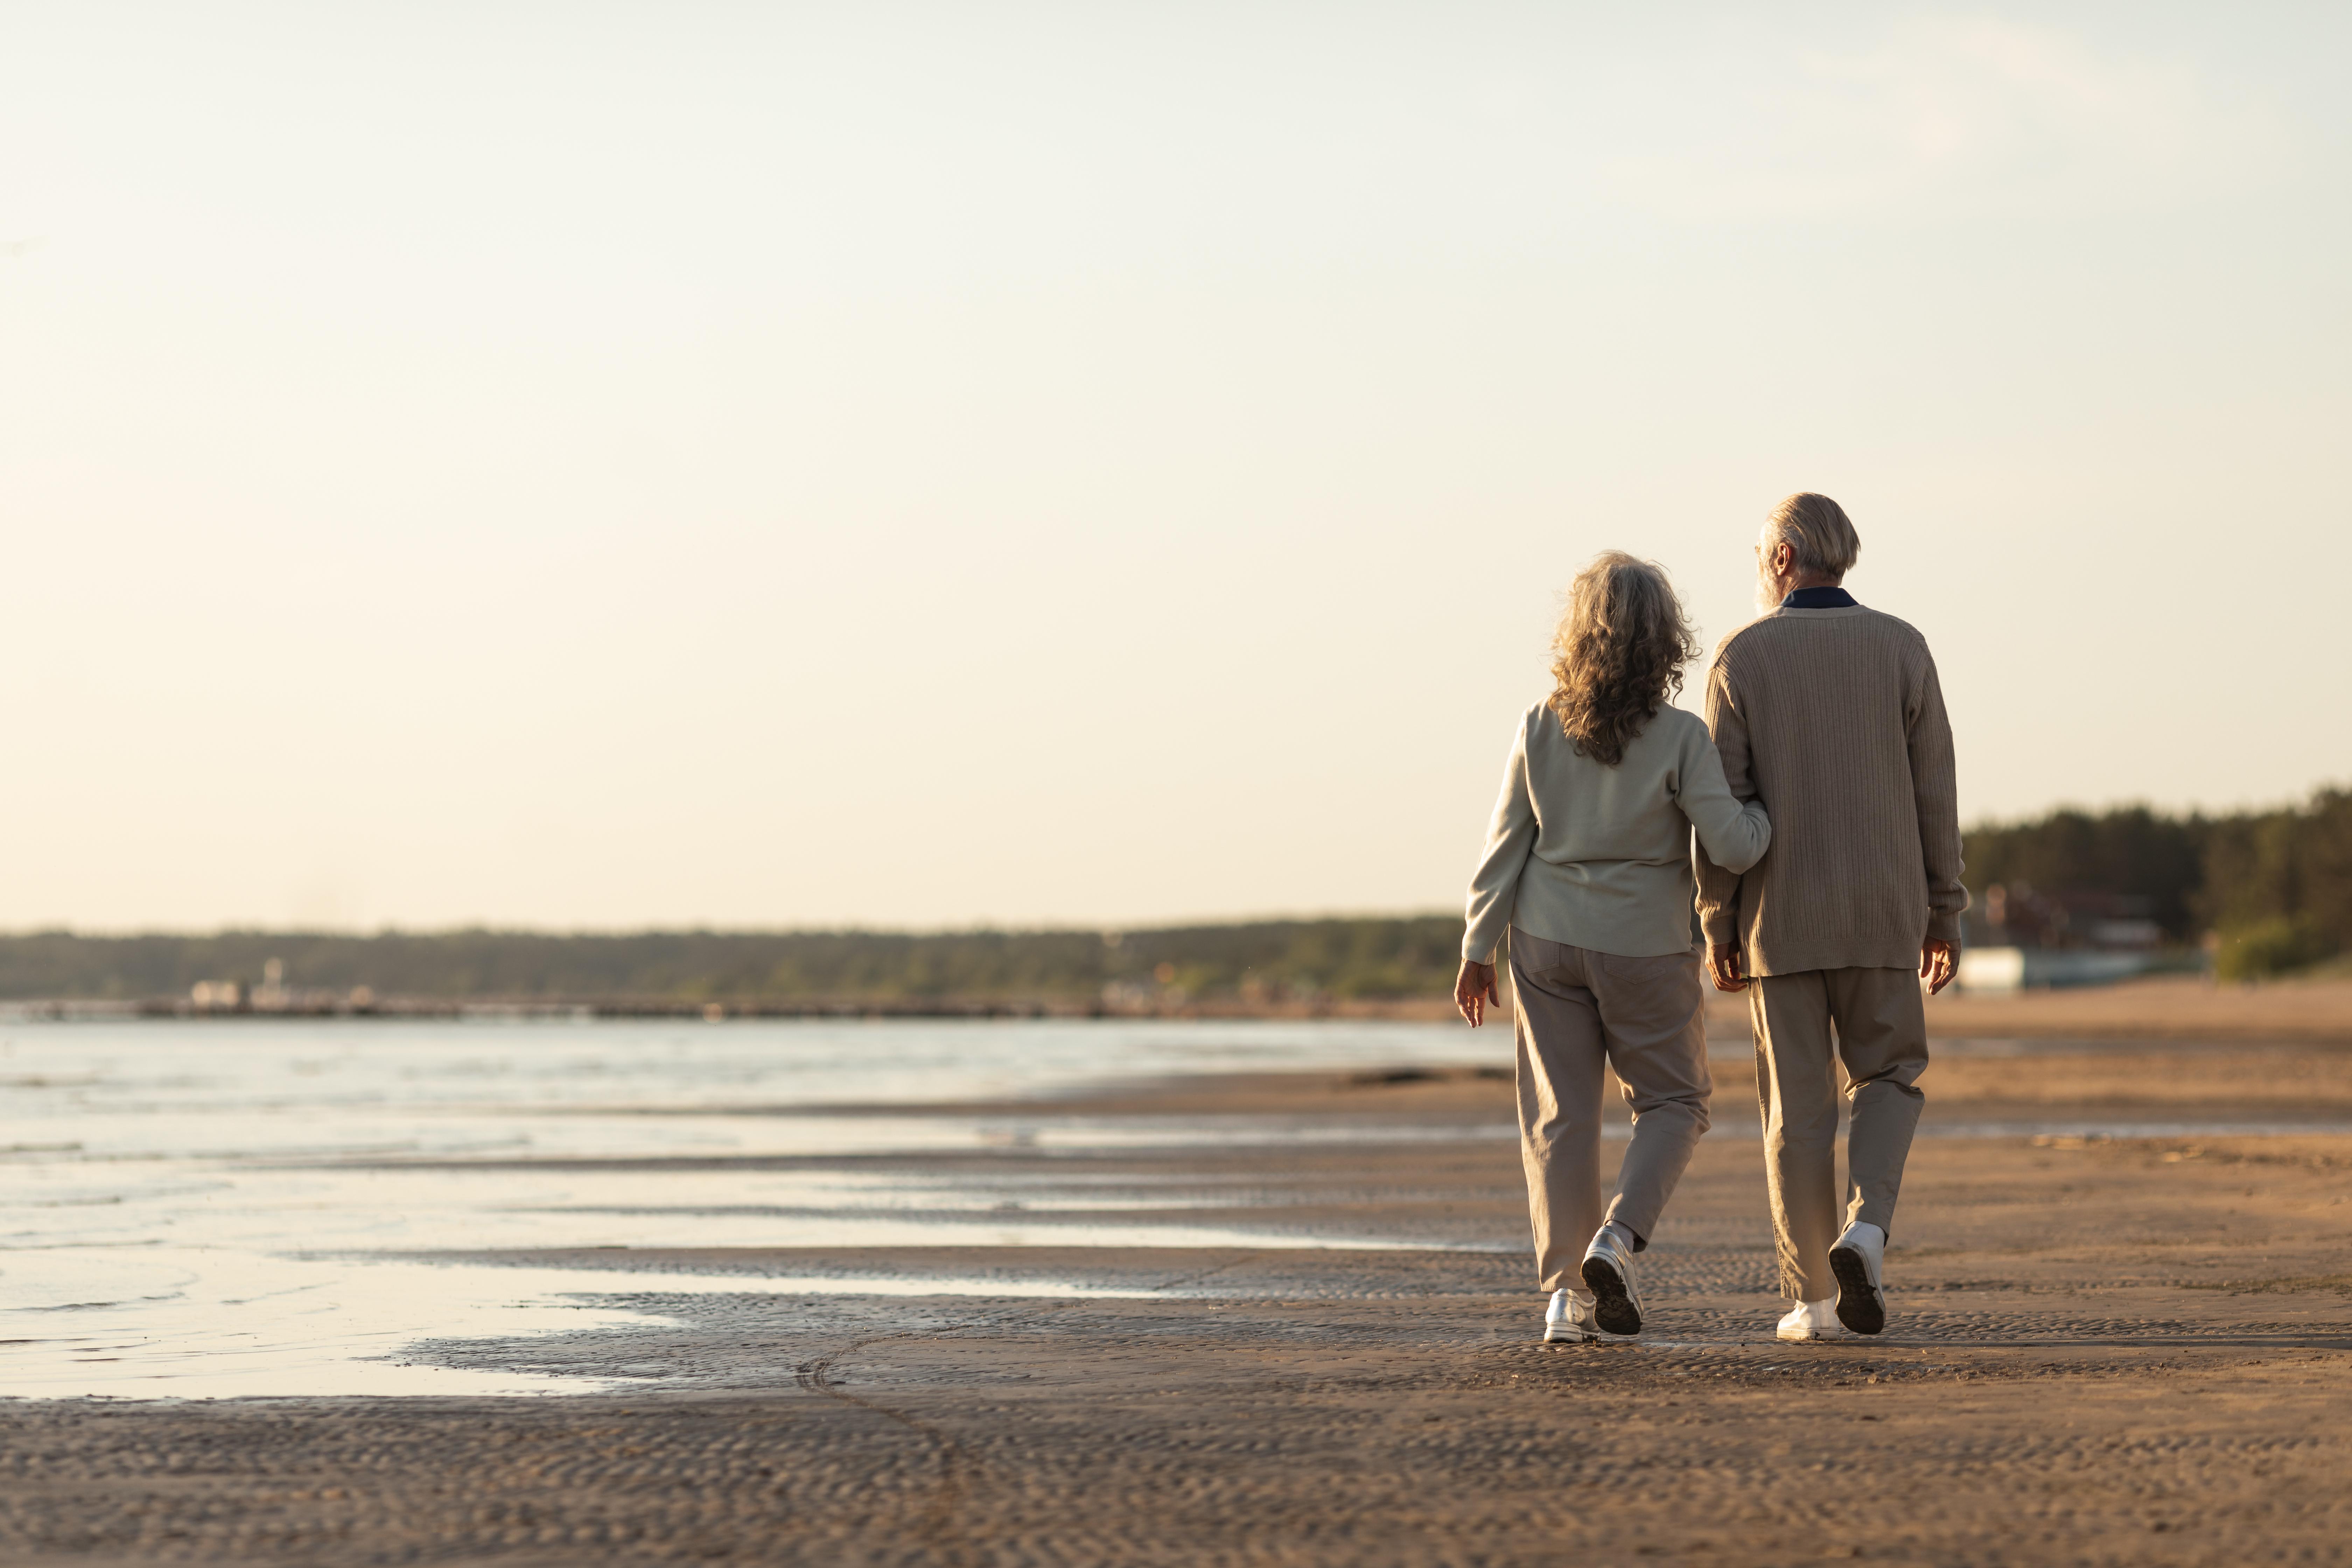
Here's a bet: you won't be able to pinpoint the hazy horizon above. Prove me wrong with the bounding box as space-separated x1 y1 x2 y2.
5 1 2347 931
3 770 2335 941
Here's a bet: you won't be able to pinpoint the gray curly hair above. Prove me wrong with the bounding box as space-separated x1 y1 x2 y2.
1547 552 1702 767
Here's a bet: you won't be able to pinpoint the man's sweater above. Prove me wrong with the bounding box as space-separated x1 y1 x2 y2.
1693 601 1966 976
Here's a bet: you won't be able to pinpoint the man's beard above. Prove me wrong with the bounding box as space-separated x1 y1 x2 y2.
1755 559 1786 613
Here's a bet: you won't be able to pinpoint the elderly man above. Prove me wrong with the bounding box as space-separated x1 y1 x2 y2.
1695 492 1965 1342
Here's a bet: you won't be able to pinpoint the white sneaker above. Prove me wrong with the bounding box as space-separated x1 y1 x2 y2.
1829 1221 1888 1336
1775 1298 1847 1342
1579 1224 1644 1336
1544 1288 1598 1343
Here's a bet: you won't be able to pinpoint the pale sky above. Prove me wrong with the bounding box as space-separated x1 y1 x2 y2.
1 1 2346 932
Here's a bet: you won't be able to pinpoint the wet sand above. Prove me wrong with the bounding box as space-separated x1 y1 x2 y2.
6 1045 2352 1564
1201 973 2352 1043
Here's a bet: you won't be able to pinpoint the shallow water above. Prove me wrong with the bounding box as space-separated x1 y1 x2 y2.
0 1016 1503 1400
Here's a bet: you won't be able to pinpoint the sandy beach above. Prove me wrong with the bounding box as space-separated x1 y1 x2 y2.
1223 973 2352 1044
4 1011 2349 1567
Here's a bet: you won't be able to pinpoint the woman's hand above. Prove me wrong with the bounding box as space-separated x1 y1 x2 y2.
1455 960 1499 1026
1707 943 1748 993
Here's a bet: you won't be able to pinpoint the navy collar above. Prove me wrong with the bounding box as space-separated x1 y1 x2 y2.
1781 585 1857 609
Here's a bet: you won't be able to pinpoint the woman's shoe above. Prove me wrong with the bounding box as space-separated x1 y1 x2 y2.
1775 1298 1848 1342
1544 1288 1598 1342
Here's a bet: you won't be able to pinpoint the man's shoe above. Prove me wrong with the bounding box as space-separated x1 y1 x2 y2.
1579 1225 1644 1336
1544 1288 1598 1343
1829 1222 1888 1335
1775 1298 1848 1342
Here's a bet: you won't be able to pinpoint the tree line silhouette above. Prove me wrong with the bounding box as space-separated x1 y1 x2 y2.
1 786 2341 1005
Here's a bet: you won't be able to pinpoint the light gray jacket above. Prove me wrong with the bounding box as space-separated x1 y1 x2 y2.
1464 702 1771 962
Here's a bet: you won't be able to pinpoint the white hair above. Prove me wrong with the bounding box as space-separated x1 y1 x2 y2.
1761 493 1861 581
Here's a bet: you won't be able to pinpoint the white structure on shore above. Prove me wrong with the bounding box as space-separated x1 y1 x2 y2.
1956 947 2165 993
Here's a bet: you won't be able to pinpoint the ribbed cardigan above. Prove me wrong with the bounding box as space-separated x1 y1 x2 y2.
1464 703 1771 963
1693 604 1967 976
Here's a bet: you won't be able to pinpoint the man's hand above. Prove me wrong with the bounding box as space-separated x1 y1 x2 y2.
1920 939 1957 996
1706 943 1748 993
1455 959 1499 1026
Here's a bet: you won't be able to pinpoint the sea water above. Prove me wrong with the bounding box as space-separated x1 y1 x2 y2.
0 1015 1501 1399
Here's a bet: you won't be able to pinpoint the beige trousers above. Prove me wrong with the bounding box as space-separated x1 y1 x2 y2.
1507 931 1713 1292
1749 967 1929 1301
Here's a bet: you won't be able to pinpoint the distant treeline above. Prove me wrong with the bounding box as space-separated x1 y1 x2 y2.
6 786 2343 1006
0 919 1467 1009
1963 785 2352 979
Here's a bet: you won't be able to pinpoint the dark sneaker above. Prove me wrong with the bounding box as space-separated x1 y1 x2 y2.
1579 1226 1644 1336
1829 1222 1888 1335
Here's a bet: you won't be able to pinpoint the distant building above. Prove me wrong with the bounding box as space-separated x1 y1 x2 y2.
1959 882 2179 992
251 958 291 1011
1970 883 2164 952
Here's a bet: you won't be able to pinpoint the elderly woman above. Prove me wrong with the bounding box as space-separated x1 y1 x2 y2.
1458 552 1770 1343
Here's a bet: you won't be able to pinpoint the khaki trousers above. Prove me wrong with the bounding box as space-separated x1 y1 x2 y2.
1507 931 1713 1293
1749 967 1929 1302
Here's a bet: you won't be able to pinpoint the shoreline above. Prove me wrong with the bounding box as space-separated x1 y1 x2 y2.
4 972 2348 1041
